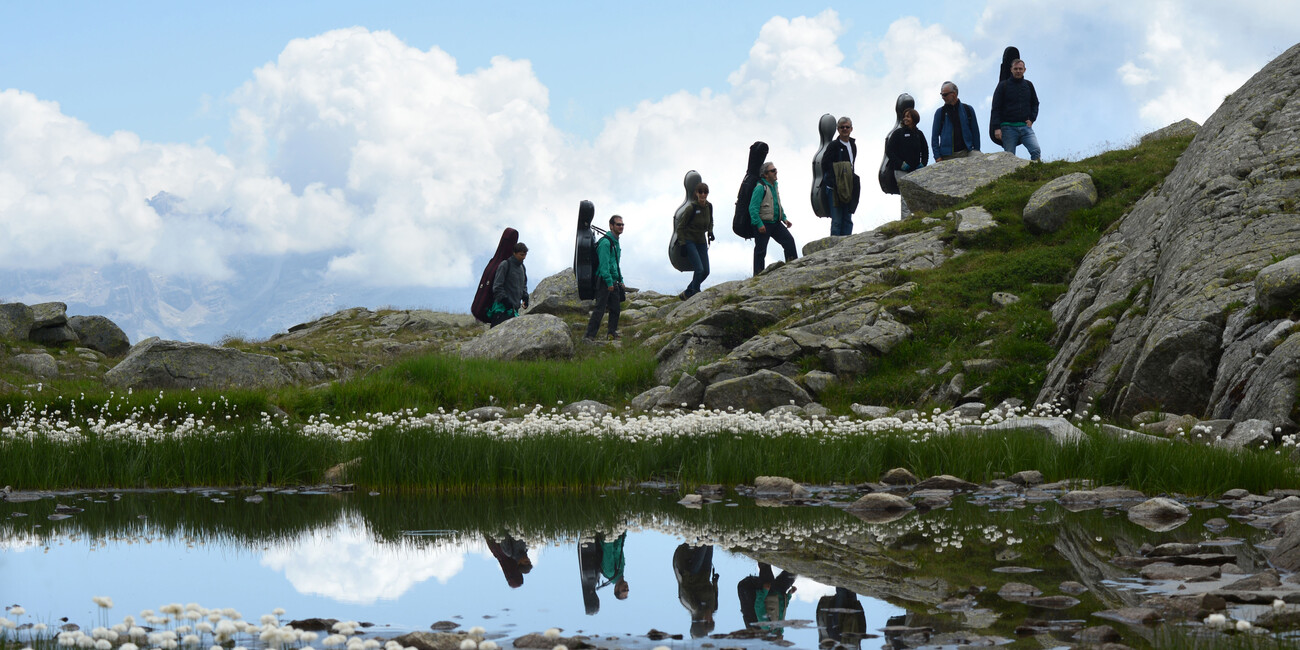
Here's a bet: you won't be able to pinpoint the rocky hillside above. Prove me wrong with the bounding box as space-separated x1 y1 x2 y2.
3 43 1299 444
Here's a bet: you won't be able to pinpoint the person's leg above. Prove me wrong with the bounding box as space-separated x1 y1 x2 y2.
607 290 621 337
841 209 854 236
1021 126 1041 161
825 187 845 236
753 230 771 276
1000 124 1020 154
584 280 609 339
684 242 705 296
770 221 797 262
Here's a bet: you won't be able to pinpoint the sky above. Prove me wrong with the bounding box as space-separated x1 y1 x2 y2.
1 1 1298 339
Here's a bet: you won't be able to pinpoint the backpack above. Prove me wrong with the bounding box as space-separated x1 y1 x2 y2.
471 227 519 323
878 93 914 195
572 200 599 300
733 141 768 240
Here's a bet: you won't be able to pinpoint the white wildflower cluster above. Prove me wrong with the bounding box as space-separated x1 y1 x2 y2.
4 600 421 650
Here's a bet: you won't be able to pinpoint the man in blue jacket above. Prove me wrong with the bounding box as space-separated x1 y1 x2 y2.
991 59 1041 161
931 82 980 162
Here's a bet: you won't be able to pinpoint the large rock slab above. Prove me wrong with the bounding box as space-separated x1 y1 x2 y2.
29 302 68 328
67 315 131 357
955 206 997 243
528 267 590 316
1022 172 1097 234
12 352 57 377
458 314 574 361
1140 118 1200 144
105 338 294 390
897 151 1031 213
0 303 34 340
1038 42 1300 423
1255 255 1300 314
703 369 812 413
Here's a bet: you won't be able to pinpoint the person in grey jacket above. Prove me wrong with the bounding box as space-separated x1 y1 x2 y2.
488 242 529 327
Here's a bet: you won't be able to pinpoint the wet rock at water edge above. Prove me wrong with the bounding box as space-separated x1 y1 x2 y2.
880 467 918 485
753 476 810 499
1093 607 1162 625
997 582 1042 602
287 618 338 632
914 474 977 491
1075 625 1122 644
1139 563 1221 582
1128 497 1192 531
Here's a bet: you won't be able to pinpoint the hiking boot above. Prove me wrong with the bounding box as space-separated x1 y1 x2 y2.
582 336 598 344
609 332 621 341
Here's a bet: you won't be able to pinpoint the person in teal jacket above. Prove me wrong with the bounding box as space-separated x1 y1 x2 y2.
584 215 625 341
748 162 797 276
737 562 796 636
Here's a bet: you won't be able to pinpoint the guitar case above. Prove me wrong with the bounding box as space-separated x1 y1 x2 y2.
732 141 768 240
669 170 703 272
471 227 519 323
877 93 915 195
990 46 1020 147
573 200 602 301
810 113 836 218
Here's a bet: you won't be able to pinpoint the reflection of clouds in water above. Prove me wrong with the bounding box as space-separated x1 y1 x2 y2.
792 577 835 603
261 517 472 605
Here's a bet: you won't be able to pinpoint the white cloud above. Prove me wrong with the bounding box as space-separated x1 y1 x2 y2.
1117 62 1154 86
261 516 469 605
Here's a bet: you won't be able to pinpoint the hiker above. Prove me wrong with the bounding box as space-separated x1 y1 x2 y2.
931 81 980 162
584 215 624 341
676 182 714 300
886 108 928 179
487 242 528 327
673 544 718 638
749 162 797 276
991 58 1042 161
578 531 630 614
820 116 859 236
737 562 797 635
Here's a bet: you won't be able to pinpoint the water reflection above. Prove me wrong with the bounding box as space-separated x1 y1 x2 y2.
0 488 1278 648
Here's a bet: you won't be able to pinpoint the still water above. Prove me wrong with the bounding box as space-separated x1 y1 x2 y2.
0 486 1278 649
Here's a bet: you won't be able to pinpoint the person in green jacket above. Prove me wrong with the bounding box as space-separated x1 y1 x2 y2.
584 215 625 341
748 162 797 276
737 562 797 635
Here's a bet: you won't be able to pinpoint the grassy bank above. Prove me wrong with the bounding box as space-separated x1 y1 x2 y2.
3 403 1297 494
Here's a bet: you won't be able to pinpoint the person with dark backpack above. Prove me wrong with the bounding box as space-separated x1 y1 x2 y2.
732 142 768 240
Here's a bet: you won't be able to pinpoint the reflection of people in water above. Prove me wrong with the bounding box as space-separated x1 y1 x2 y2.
484 534 532 588
737 562 797 635
673 544 719 637
817 587 867 649
577 532 629 614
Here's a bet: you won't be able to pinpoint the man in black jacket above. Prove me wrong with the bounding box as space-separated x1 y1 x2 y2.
820 116 858 236
488 243 529 327
991 59 1041 161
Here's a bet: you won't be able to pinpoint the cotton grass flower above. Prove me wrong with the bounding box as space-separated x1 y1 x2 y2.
458 641 477 650
543 629 561 640
91 597 113 609
1235 620 1251 632
6 606 24 617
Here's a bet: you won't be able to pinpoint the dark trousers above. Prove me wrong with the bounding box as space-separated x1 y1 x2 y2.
753 221 797 276
683 241 710 296
584 278 621 338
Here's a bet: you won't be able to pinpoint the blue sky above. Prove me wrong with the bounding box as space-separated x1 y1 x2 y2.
1 2 1298 339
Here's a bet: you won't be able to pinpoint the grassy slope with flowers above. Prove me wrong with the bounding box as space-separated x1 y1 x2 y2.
4 133 1300 494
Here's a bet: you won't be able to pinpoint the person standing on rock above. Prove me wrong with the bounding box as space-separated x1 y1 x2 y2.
931 81 980 162
820 117 859 236
677 183 714 300
487 242 529 328
584 216 625 341
886 108 928 179
737 562 797 635
991 59 1041 161
749 162 797 276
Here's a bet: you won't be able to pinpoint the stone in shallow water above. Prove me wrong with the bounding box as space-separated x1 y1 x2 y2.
998 582 1042 601
1024 595 1080 610
1093 607 1162 625
1140 563 1221 582
992 566 1042 574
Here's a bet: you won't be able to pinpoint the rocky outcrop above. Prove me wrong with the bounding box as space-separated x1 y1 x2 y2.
68 316 131 356
105 338 294 390
458 314 574 361
898 151 1031 213
1038 43 1300 427
954 206 997 242
1022 173 1097 234
527 268 591 316
702 369 811 412
0 303 34 340
1140 118 1200 144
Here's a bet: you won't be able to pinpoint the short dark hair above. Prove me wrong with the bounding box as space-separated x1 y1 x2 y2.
609 215 624 227
513 242 528 253
695 182 709 194
903 108 920 125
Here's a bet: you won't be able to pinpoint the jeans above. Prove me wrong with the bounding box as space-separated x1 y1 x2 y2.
1000 124 1041 160
584 278 621 338
682 241 710 297
753 220 797 276
824 186 853 236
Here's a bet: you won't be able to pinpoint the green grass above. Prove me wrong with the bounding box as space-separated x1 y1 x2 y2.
281 347 658 416
827 135 1194 409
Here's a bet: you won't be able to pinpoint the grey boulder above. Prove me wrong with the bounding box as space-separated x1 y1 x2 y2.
1022 173 1098 234
105 338 293 390
897 151 1030 213
703 369 812 413
458 314 574 361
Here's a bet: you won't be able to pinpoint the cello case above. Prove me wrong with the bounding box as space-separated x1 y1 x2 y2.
669 170 702 272
990 46 1020 147
573 200 600 301
732 141 768 240
810 113 836 218
877 93 915 195
471 227 519 323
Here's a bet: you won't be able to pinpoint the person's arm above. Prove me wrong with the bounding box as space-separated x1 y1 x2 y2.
990 84 1004 142
930 108 943 161
968 104 980 152
705 202 715 241
920 132 929 167
596 238 614 287
885 131 903 169
492 262 509 303
749 184 766 231
1028 80 1039 126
